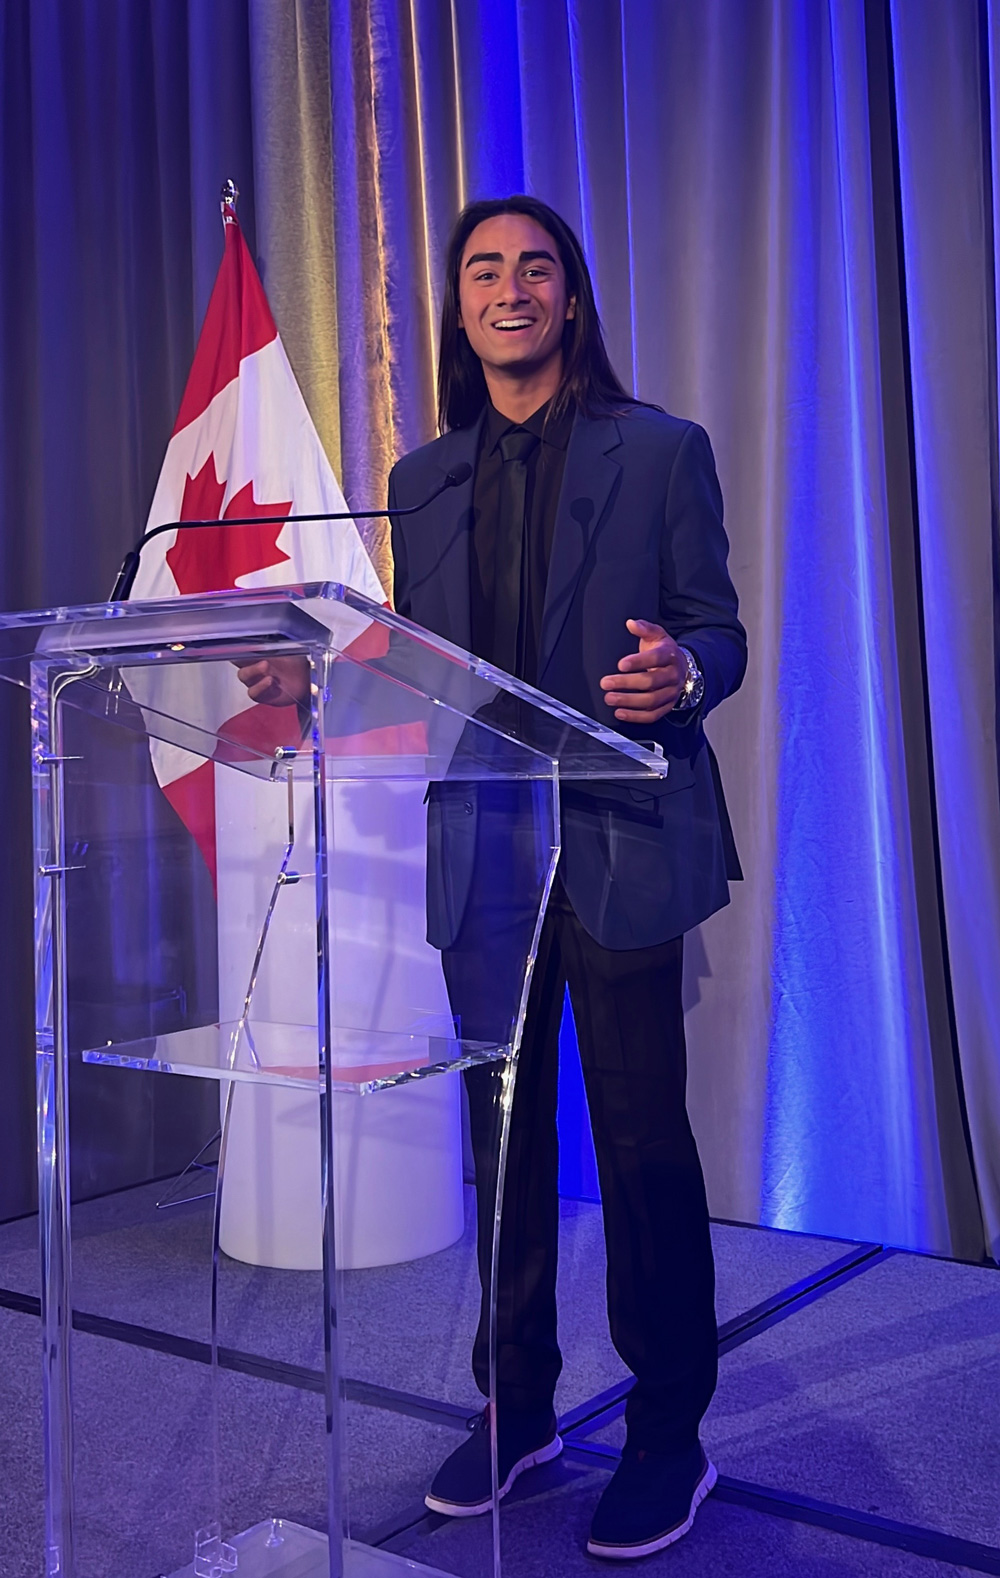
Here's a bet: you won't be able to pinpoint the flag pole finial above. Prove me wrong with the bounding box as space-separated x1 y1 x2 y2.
221 179 239 226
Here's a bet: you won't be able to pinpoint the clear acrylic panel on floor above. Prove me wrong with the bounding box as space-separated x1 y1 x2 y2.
2 583 668 1578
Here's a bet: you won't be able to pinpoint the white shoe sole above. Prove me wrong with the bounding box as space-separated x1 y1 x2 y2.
586 1457 718 1559
424 1432 564 1518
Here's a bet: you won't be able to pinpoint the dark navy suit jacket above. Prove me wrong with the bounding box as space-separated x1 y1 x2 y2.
389 404 747 950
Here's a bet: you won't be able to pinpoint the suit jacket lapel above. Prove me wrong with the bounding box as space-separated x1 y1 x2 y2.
538 412 623 681
428 416 483 654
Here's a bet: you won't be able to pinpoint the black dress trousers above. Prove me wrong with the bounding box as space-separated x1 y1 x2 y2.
445 863 718 1457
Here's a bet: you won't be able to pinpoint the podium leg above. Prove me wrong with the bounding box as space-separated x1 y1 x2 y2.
36 675 88 1578
38 1040 75 1578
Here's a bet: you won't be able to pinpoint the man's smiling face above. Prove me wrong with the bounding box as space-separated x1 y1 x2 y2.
457 212 576 382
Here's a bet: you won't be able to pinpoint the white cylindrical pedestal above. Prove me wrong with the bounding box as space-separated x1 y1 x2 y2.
218 1076 463 1271
214 769 463 1271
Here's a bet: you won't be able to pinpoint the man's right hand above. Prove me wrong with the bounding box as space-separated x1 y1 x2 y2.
234 655 310 707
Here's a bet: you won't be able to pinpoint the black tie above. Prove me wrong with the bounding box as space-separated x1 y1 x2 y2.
494 428 539 675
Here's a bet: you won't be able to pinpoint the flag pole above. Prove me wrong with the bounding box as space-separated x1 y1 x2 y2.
221 178 239 225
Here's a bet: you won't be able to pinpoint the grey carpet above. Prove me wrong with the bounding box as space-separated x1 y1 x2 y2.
1 1180 994 1575
0 1304 460 1578
0 1306 43 1578
0 1299 983 1578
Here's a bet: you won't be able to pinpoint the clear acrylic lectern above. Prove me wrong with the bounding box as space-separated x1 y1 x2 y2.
0 583 668 1578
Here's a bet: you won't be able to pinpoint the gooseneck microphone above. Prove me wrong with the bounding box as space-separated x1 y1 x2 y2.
109 463 474 601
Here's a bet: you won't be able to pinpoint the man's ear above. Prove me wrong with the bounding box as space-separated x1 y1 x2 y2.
566 295 577 321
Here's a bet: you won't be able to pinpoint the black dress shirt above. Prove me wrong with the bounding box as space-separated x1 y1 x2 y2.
470 398 574 686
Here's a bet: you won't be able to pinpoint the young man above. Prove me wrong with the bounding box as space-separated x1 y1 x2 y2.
388 196 746 1560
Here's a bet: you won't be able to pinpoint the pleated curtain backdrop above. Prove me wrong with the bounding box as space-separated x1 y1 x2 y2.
1 0 998 1260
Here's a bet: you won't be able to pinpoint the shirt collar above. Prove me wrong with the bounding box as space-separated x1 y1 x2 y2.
483 397 574 455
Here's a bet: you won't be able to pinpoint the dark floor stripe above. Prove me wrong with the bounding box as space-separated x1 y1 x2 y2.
556 1242 889 1437
344 1380 470 1429
375 1511 453 1557
557 1377 632 1436
717 1243 892 1356
364 1505 448 1553
0 1286 474 1426
0 1286 38 1319
563 1442 1000 1574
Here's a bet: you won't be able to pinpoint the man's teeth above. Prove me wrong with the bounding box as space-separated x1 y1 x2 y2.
494 319 533 330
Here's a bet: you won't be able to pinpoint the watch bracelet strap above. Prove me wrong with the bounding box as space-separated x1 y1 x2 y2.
674 644 704 711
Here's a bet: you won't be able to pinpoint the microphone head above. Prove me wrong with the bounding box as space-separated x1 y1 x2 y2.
445 462 473 488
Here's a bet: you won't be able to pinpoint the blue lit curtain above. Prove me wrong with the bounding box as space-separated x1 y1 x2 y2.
1 0 998 1259
886 0 1000 1251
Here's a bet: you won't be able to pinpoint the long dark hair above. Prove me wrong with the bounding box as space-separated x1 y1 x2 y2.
437 195 637 432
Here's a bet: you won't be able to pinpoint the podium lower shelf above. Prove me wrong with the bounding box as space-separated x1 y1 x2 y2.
167 1519 456 1578
78 1019 508 1094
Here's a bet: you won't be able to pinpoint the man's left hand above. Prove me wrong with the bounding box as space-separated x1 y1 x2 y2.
599 619 686 723
233 654 310 706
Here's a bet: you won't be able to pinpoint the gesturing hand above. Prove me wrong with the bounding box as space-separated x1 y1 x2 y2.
233 654 310 707
599 619 686 723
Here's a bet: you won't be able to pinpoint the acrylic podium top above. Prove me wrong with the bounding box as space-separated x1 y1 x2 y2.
7 582 670 784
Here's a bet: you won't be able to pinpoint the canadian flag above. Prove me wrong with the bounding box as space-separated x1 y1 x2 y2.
130 197 385 883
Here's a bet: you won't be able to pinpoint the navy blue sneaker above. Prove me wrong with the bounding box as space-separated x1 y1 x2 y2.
425 1404 563 1517
587 1442 717 1559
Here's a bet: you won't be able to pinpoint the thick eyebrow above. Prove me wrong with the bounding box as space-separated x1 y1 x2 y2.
463 249 558 269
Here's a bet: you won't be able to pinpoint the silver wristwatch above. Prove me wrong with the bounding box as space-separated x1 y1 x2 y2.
673 645 705 712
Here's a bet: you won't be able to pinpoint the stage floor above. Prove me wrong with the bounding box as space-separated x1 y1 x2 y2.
0 1180 996 1576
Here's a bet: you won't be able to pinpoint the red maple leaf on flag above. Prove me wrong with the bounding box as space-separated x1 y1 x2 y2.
165 453 293 595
